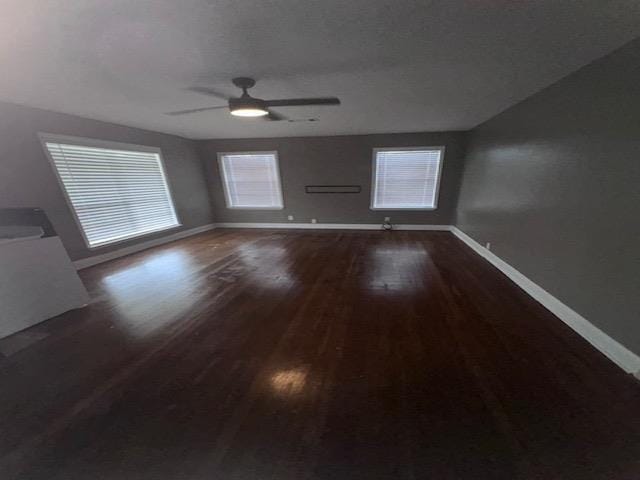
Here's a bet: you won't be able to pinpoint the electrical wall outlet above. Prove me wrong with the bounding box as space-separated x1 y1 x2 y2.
311 218 317 224
485 242 491 250
384 217 391 222
287 215 294 221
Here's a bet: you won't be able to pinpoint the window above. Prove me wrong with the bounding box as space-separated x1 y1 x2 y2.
41 135 180 248
371 147 444 210
218 152 284 209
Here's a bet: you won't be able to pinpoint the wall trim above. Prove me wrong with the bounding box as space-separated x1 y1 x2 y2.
73 223 216 270
451 226 640 376
213 222 452 231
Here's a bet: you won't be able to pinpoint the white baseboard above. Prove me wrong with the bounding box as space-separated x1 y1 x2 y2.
213 222 452 231
451 226 640 376
73 223 216 270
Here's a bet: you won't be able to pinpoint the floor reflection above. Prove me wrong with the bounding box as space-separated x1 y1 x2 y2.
236 243 295 290
101 250 203 338
365 246 429 293
269 367 308 397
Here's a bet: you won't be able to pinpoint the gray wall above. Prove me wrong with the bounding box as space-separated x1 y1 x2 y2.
456 38 640 354
199 132 466 225
0 101 213 261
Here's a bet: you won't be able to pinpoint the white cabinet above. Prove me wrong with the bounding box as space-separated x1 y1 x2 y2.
0 235 89 338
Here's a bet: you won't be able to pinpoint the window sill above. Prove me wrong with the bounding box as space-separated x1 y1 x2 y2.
370 207 438 211
225 206 284 210
87 223 182 250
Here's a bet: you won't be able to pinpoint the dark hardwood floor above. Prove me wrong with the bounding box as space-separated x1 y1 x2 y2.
1 229 639 479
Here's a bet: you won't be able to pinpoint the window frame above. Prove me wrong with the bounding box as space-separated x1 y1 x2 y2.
370 146 445 211
217 151 285 210
38 133 181 250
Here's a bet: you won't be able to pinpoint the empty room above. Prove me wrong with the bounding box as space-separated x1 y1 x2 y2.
1 1 639 478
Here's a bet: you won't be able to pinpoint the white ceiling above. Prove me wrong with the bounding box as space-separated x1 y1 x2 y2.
1 1 639 139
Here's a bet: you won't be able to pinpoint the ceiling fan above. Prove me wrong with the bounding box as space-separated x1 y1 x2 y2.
165 77 340 121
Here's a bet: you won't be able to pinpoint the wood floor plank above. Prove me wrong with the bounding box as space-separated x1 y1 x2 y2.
0 229 638 479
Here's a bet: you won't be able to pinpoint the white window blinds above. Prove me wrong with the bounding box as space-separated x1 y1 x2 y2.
44 139 180 248
371 148 444 209
219 152 284 209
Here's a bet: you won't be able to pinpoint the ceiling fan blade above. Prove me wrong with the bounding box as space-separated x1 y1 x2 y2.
263 109 288 121
264 97 340 108
186 86 230 100
165 106 227 116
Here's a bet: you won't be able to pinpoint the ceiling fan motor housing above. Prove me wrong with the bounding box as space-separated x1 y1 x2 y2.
229 96 267 113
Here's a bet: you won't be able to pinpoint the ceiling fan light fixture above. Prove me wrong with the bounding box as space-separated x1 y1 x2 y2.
229 97 269 117
230 107 269 117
